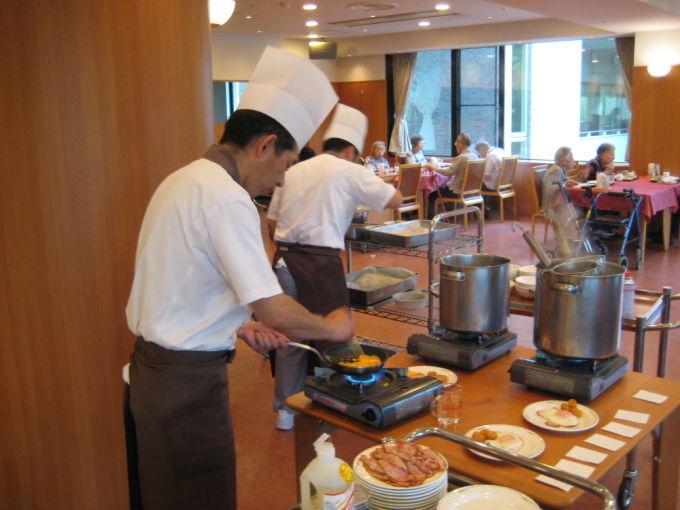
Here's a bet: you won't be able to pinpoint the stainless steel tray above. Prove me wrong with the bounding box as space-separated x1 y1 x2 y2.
346 266 418 305
366 220 458 247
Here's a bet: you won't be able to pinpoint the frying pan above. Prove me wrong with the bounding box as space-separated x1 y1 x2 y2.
287 342 388 376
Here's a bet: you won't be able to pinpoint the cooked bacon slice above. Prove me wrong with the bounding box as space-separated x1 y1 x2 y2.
360 442 446 487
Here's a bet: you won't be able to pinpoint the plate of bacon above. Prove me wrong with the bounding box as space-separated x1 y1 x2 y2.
354 441 448 509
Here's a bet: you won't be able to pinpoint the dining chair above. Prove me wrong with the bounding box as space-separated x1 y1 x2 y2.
433 159 485 230
393 163 423 221
481 156 519 222
530 164 550 241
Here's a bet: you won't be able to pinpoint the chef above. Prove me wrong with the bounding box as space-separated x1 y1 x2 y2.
266 104 402 431
125 47 353 510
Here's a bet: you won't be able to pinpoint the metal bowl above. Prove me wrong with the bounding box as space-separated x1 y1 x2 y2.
352 205 370 224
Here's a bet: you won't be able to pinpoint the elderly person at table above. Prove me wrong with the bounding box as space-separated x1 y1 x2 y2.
406 134 427 164
427 133 476 218
364 140 390 175
582 143 617 182
476 140 505 191
543 146 580 220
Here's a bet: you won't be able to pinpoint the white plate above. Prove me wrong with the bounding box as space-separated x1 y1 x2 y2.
407 365 458 387
437 485 541 510
464 424 545 461
353 444 448 490
523 400 599 432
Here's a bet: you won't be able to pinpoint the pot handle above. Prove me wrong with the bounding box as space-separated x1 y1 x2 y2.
551 282 579 294
430 281 440 298
442 270 466 281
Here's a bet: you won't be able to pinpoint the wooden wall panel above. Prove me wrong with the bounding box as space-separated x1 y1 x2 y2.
629 65 680 174
333 80 389 158
0 1 213 509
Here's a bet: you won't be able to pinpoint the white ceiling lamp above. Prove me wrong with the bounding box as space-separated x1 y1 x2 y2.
647 53 671 77
209 0 236 26
435 3 450 10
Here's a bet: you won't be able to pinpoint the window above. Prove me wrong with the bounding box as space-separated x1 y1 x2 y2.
391 37 630 161
404 50 452 156
213 81 248 123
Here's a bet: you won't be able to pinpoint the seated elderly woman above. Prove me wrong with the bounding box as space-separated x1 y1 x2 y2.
582 143 617 182
406 135 427 164
543 146 579 220
363 140 390 174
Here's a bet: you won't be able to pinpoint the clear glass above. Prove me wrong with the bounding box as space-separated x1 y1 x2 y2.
405 50 452 156
430 385 463 426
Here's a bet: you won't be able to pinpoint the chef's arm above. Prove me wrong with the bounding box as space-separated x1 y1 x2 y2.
250 293 354 343
384 190 403 209
267 219 277 241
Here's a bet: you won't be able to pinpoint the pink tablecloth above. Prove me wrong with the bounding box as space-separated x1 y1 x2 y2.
568 177 680 220
419 171 451 193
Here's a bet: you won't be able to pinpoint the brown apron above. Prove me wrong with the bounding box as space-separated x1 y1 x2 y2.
129 337 237 510
272 242 351 375
273 242 350 315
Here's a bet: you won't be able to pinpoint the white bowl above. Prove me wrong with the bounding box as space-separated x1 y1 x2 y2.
508 264 520 280
514 275 536 299
393 290 427 310
518 265 537 277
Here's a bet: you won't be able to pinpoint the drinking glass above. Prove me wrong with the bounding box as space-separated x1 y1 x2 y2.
430 384 463 426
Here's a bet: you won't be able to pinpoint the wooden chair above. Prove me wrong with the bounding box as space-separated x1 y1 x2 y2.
481 156 519 222
434 159 485 230
393 163 423 220
530 164 550 241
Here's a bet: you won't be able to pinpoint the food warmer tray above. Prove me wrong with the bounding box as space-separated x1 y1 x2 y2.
365 220 458 247
346 266 417 306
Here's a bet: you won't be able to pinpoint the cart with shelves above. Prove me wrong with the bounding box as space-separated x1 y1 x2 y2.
345 207 484 331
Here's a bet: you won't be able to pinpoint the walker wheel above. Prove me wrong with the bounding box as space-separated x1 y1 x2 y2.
617 476 634 509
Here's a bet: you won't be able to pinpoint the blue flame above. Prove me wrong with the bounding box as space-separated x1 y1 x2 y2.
345 370 385 385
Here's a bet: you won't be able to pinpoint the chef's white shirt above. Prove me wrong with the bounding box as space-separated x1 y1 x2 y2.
268 154 396 250
126 158 282 351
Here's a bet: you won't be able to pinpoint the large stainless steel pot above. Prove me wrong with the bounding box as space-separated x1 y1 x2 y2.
535 261 625 359
437 254 510 333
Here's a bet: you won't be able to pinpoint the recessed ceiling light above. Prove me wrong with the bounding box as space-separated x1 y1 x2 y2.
487 16 493 19
305 20 318 27
302 3 317 10
308 33 319 38
419 20 431 27
435 2 450 10
245 15 253 19
256 30 262 33
362 29 368 32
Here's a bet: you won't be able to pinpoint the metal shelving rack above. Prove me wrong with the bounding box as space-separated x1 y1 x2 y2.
346 207 484 331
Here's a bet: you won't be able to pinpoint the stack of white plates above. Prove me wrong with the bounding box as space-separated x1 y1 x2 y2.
353 445 448 510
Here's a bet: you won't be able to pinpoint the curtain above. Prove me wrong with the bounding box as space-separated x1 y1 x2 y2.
388 53 417 154
615 36 634 160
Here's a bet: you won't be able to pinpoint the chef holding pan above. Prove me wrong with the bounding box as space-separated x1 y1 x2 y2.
267 104 402 431
125 47 353 510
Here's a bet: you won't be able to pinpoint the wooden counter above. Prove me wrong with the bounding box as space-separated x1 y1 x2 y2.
288 346 680 509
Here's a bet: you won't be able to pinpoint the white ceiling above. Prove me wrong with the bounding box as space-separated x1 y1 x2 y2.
216 0 680 41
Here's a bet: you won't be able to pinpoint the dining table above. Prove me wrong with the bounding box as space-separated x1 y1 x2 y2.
287 346 680 510
418 167 452 218
567 176 680 253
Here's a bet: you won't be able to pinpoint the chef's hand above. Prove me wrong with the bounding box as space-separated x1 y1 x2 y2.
324 306 355 343
237 322 289 353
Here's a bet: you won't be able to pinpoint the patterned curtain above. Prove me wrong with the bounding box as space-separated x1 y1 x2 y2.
388 53 418 154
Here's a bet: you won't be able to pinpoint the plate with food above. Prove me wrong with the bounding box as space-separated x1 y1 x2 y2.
523 399 599 432
408 366 457 387
465 424 545 461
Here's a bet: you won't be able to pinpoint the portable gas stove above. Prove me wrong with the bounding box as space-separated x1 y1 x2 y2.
510 350 628 402
406 326 517 370
304 367 442 428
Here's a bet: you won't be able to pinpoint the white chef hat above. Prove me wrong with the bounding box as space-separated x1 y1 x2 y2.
237 46 338 149
323 104 368 154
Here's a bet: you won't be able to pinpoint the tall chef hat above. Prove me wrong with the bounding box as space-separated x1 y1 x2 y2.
237 46 338 149
323 104 368 154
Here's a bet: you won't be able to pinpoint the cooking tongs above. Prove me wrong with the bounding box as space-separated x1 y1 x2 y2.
384 427 617 510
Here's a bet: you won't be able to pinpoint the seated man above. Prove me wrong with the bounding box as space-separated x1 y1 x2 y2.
476 140 505 191
543 146 581 256
427 133 476 218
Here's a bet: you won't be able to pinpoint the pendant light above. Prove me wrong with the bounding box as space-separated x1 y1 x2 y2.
209 0 236 26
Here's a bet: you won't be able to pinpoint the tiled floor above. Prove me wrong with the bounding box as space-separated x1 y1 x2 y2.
230 214 680 509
